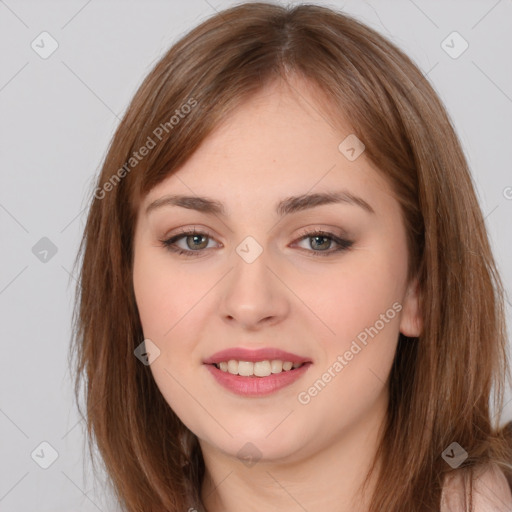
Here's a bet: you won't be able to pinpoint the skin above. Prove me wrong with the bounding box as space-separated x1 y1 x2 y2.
441 463 512 511
132 75 422 512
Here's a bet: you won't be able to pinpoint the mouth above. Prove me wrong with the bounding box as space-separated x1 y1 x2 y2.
207 359 309 377
203 358 313 397
202 347 312 396
203 346 312 367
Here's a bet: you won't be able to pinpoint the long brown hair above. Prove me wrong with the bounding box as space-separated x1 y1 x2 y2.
69 2 512 511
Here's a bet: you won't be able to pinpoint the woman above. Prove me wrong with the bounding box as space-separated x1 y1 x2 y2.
70 2 512 511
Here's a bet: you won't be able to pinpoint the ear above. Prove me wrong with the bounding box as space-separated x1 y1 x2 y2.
399 276 422 337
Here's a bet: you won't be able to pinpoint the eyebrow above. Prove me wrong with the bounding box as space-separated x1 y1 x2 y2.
145 190 375 217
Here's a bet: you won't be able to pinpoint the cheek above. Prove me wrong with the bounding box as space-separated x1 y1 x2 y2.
293 248 406 346
132 249 220 439
295 257 403 424
133 252 169 338
133 248 200 340
132 250 203 411
291 242 406 415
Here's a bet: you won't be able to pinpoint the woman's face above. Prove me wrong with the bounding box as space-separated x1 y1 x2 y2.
132 78 421 464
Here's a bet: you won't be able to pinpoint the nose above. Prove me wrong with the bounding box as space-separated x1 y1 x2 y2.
219 247 290 330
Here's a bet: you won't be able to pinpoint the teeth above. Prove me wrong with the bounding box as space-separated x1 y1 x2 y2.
238 361 255 377
215 359 305 377
227 360 238 374
270 360 283 373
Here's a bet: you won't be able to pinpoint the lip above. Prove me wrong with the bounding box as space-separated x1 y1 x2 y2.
203 347 312 365
205 361 313 397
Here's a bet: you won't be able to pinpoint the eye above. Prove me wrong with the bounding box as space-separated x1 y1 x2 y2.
160 227 219 257
159 227 354 258
292 229 354 257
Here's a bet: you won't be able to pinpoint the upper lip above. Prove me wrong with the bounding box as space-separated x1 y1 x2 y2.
203 347 312 365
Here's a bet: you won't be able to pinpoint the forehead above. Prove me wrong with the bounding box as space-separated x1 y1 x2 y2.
141 78 396 216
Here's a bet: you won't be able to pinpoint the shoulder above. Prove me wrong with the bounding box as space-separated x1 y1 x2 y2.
441 463 512 512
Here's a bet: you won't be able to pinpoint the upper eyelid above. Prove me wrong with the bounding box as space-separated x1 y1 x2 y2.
164 227 346 242
167 227 219 243
164 223 350 238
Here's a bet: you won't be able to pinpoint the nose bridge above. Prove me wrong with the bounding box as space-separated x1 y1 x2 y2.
220 236 287 326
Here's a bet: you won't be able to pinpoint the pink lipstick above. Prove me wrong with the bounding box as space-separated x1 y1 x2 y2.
203 347 312 397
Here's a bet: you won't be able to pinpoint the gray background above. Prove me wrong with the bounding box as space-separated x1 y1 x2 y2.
1 0 511 510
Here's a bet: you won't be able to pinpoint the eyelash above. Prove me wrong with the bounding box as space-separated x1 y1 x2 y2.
159 227 354 258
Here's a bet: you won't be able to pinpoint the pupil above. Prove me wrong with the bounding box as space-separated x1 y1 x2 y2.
312 235 329 250
188 234 207 250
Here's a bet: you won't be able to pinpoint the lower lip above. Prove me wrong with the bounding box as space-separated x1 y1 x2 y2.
204 362 312 397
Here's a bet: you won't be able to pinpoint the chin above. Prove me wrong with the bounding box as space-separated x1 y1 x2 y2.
201 429 305 464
